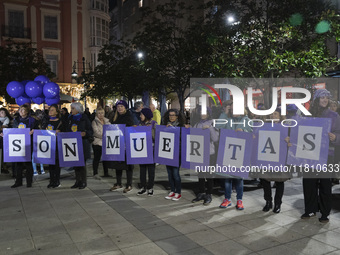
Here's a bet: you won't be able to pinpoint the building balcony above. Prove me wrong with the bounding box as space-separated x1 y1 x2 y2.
2 25 31 39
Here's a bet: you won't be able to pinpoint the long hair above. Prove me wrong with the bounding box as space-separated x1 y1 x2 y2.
0 108 13 121
49 104 61 119
310 97 330 117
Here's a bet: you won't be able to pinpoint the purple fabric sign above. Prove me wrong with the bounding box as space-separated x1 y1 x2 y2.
33 130 56 164
3 128 31 162
154 125 180 167
252 123 289 168
287 117 331 167
181 127 210 170
102 124 126 161
216 129 253 178
125 126 154 165
57 132 85 167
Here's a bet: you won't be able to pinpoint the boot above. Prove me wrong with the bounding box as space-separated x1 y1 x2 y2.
71 181 80 189
273 204 281 213
203 194 212 205
191 193 205 203
262 200 273 212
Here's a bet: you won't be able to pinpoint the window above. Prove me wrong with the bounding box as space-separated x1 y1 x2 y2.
46 55 58 76
8 10 24 38
91 16 109 46
44 15 58 39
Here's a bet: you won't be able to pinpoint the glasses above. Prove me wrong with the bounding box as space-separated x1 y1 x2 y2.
169 114 177 117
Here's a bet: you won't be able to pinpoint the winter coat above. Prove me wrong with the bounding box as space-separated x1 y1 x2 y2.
92 116 110 146
111 110 134 127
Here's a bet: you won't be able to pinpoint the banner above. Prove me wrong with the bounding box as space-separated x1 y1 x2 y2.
33 130 56 165
3 128 31 162
154 126 180 167
181 127 210 170
102 124 126 161
252 123 288 168
57 132 85 167
125 126 154 165
287 117 331 167
216 129 253 178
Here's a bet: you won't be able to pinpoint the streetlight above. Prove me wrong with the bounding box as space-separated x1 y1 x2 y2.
71 57 93 109
227 15 235 23
137 52 144 60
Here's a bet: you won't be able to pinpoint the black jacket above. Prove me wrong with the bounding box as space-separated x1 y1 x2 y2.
111 110 134 127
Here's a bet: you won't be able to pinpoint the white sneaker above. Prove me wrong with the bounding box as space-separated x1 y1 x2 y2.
165 192 175 199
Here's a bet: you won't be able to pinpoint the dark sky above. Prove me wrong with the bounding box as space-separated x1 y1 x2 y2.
109 0 118 11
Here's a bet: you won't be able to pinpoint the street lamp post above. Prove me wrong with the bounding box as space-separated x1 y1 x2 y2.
71 57 93 109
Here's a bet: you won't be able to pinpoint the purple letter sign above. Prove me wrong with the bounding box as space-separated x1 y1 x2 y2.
58 132 85 167
4 128 31 162
102 124 126 161
33 130 56 164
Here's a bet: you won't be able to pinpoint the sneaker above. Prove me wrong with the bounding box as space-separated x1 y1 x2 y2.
172 193 182 201
137 188 147 195
165 192 175 200
110 184 123 191
47 183 54 188
53 183 61 188
220 199 232 208
301 212 316 219
236 200 244 210
148 189 154 196
123 186 133 193
191 193 205 203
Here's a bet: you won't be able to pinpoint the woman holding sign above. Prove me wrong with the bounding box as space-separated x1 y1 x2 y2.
41 104 63 188
302 89 340 223
163 109 185 201
137 108 157 196
66 102 93 189
109 100 134 193
11 105 39 188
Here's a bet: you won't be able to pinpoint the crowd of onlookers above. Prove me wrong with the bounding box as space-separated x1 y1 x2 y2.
1 91 340 223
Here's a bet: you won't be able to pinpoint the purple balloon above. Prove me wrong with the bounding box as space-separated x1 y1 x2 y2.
45 96 60 106
32 96 45 105
6 81 25 98
43 82 60 99
34 75 50 85
21 80 30 86
16 96 31 106
25 81 43 98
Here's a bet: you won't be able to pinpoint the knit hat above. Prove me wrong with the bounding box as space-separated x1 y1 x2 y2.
116 100 128 109
313 89 331 101
141 108 153 120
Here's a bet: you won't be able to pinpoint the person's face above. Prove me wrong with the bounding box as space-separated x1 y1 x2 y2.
71 106 79 115
105 106 110 112
97 110 105 119
319 96 329 108
201 114 207 120
150 105 155 112
169 111 178 122
0 111 5 118
271 111 280 121
61 109 66 115
117 104 126 114
49 107 57 117
19 108 28 117
140 113 146 121
330 103 337 112
136 105 143 112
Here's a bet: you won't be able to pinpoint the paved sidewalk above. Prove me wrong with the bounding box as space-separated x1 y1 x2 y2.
1 164 340 255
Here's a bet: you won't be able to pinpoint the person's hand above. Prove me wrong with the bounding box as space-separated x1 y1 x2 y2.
235 128 243 132
284 136 290 144
29 130 34 135
202 125 210 129
166 124 173 127
81 132 86 137
329 132 336 142
185 124 190 128
0 133 3 137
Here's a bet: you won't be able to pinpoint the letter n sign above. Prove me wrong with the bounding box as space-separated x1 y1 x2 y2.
58 132 85 167
3 128 31 162
33 130 56 164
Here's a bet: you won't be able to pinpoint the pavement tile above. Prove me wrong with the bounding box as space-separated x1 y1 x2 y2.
172 219 210 234
205 239 252 255
285 237 338 255
110 230 151 249
121 242 168 255
75 236 119 255
141 225 182 241
311 230 340 249
186 228 230 246
238 217 281 232
256 226 305 244
234 232 281 252
214 223 255 239
36 243 81 255
0 237 34 255
155 235 199 254
257 244 301 255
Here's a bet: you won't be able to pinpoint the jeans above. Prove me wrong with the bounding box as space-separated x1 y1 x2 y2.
166 165 181 194
224 178 243 200
92 145 109 176
139 164 155 189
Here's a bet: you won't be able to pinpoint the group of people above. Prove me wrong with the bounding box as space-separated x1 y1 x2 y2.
1 88 340 223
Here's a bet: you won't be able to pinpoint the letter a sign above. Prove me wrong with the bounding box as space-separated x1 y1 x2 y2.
58 132 85 167
3 128 31 162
